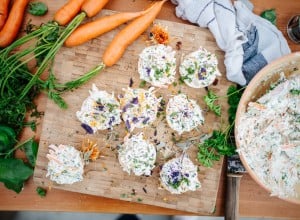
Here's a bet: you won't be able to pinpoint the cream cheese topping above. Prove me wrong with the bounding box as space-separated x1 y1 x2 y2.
46 144 84 184
179 47 220 88
76 84 121 133
166 94 204 135
118 133 156 176
138 44 176 87
119 87 161 132
160 154 201 194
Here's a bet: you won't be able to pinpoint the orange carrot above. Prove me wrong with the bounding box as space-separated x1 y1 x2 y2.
54 0 85 26
65 6 154 47
102 0 167 67
0 0 10 31
0 0 28 48
81 0 109 18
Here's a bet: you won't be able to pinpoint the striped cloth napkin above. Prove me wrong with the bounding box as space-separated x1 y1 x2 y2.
171 0 291 85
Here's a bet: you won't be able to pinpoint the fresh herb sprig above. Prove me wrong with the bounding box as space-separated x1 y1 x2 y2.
290 89 300 95
197 85 244 167
0 13 86 133
36 187 47 197
203 90 221 116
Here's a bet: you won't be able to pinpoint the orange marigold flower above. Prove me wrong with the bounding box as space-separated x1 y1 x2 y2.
81 139 100 163
150 24 170 45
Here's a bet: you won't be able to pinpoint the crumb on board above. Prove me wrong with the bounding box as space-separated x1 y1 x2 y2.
176 41 182 50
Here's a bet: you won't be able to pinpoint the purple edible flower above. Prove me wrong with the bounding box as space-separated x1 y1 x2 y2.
183 111 190 117
170 170 182 184
130 97 139 104
198 67 206 80
142 117 150 124
96 105 104 111
81 123 94 134
146 67 151 76
125 120 131 130
108 116 115 126
132 117 139 124
171 171 180 178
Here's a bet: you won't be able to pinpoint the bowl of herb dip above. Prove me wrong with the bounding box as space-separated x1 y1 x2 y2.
235 52 300 204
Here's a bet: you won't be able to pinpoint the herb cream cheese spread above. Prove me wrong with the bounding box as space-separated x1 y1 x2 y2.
138 44 176 87
160 154 201 194
76 84 121 133
46 144 84 184
179 47 220 88
118 133 156 176
237 73 300 199
119 87 161 132
166 94 204 135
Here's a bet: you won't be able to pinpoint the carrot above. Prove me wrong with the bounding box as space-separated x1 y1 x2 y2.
65 6 154 47
102 0 167 67
0 0 28 48
0 0 10 31
81 0 109 18
54 0 85 26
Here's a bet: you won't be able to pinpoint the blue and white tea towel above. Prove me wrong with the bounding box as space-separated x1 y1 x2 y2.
171 0 291 85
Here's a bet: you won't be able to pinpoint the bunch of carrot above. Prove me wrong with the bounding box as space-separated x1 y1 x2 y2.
54 0 110 26
0 0 109 48
60 0 168 66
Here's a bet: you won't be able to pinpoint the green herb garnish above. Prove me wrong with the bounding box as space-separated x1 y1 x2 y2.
197 85 244 167
227 85 244 124
28 2 48 16
186 67 195 75
169 178 190 189
290 89 300 95
203 90 221 116
139 80 147 88
197 144 220 167
36 187 47 197
261 9 276 25
154 68 164 80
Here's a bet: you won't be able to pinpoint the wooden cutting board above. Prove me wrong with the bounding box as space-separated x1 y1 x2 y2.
34 9 232 214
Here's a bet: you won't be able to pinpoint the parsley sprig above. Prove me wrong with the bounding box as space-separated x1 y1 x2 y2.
204 90 221 116
197 85 244 167
290 89 300 95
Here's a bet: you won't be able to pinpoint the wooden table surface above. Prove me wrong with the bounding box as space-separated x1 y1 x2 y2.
1 0 300 218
